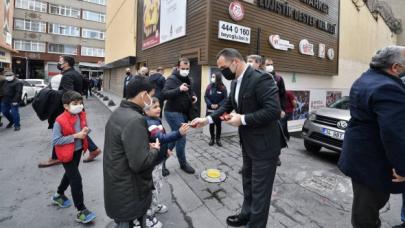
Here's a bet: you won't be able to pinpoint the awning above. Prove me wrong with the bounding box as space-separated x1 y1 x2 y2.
78 62 105 69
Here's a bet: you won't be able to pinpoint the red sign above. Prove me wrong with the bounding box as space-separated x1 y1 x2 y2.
229 1 245 21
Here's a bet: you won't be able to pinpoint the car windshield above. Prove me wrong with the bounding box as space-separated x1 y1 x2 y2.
329 96 350 110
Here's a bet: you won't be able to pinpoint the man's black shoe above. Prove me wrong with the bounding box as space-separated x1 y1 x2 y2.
393 223 405 228
162 167 170 177
14 126 21 131
226 214 249 227
6 122 13 128
216 139 223 147
180 163 195 174
209 139 215 146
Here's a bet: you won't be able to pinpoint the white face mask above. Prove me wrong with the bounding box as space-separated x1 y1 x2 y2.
69 104 84 115
211 76 216 83
5 76 14 81
266 65 274 73
179 70 189 77
143 93 153 110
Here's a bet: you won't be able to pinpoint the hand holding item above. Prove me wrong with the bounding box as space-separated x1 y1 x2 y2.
190 117 208 128
220 113 232 121
150 138 160 150
82 127 90 134
179 123 190 135
225 113 242 127
192 96 198 104
392 169 405 183
74 128 88 139
180 83 189 92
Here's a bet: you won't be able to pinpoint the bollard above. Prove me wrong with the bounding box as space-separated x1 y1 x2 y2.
108 100 116 106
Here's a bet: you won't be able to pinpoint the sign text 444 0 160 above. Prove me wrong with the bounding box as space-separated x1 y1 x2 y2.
218 21 251 44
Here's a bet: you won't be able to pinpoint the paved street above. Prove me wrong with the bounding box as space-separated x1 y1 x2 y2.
0 97 403 228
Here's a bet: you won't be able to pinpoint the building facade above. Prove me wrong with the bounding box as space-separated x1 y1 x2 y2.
11 0 106 80
0 0 16 69
103 0 399 131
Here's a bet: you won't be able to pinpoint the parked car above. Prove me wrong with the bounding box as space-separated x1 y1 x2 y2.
21 80 37 106
24 79 48 93
302 96 350 153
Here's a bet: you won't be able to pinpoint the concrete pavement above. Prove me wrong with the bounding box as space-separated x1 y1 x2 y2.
0 95 403 228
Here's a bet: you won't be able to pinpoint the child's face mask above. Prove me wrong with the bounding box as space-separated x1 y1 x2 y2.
69 104 84 115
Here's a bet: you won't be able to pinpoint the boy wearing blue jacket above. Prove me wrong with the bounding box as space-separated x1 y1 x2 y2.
141 97 189 228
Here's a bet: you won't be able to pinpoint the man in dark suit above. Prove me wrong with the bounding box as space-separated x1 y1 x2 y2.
123 68 134 98
338 45 405 228
192 48 281 228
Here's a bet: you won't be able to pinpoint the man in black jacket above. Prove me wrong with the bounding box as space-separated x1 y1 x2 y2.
1 71 23 131
149 67 165 116
192 48 281 228
162 58 197 174
123 68 133 98
104 77 164 228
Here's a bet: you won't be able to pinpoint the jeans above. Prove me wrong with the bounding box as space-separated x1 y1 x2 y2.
351 180 390 228
1 102 20 127
57 149 86 211
51 135 98 160
164 111 187 166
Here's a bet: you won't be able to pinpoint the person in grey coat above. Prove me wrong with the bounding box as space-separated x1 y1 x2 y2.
103 77 167 228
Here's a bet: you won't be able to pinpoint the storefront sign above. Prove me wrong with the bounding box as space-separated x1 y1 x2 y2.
229 1 245 21
318 43 326 58
142 0 187 50
300 0 329 14
218 20 251 44
269 35 294 51
299 39 314 56
327 48 335 60
257 0 337 34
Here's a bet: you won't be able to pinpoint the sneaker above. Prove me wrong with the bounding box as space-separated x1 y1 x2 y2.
51 193 72 208
162 167 170 177
83 148 102 163
216 139 222 147
145 215 163 228
76 209 96 224
6 122 13 129
153 204 168 214
180 163 195 174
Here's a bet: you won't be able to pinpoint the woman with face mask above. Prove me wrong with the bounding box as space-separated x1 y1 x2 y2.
204 72 228 146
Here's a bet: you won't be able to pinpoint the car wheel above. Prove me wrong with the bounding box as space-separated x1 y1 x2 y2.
304 140 322 153
21 94 28 106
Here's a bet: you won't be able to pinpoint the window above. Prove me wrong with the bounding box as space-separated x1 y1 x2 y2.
81 46 104 57
83 0 106 5
48 43 78 55
14 18 46 33
49 4 80 18
14 40 46 52
48 23 80 37
15 0 47 12
82 10 105 23
82 28 105 40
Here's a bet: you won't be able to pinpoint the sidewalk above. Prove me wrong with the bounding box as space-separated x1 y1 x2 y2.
93 90 401 228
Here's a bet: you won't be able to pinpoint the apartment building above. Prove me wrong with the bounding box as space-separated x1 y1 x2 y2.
12 0 106 80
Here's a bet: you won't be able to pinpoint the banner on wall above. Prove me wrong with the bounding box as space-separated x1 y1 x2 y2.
3 0 12 45
326 91 342 107
290 90 310 121
142 0 187 50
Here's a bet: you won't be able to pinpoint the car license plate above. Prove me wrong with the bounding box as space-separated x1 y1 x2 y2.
322 128 344 140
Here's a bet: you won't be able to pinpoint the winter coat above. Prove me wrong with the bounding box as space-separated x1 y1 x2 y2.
162 72 196 116
32 88 62 121
338 68 405 193
103 101 164 222
204 83 227 114
59 68 83 94
2 79 23 103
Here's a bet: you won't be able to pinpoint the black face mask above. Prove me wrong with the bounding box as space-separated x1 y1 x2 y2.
57 63 63 71
126 72 131 76
221 67 236 81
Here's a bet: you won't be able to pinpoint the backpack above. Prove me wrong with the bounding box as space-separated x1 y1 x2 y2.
32 88 59 121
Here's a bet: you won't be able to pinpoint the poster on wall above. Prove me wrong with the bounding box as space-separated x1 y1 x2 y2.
326 91 342 107
290 90 310 120
309 90 326 112
3 0 12 45
142 0 187 50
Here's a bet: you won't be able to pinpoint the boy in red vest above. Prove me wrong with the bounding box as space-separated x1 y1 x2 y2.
51 91 96 224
